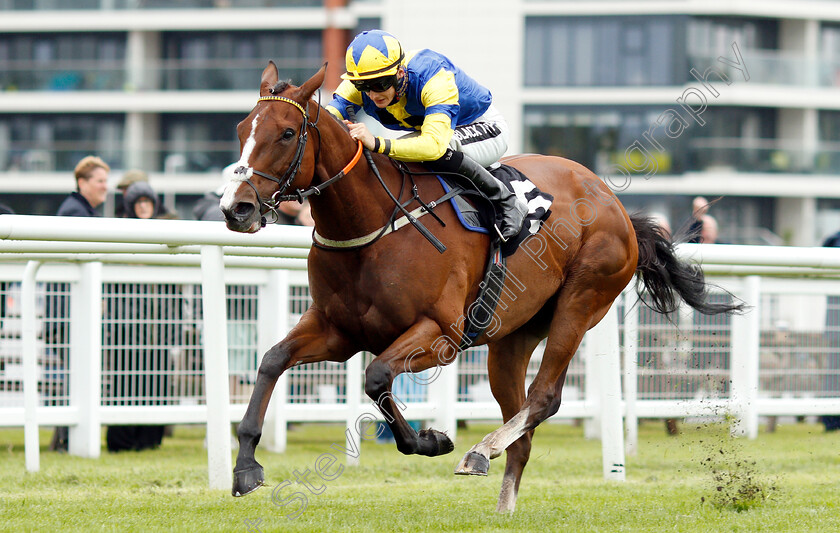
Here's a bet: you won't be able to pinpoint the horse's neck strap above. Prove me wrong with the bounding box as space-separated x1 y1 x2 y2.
288 140 364 202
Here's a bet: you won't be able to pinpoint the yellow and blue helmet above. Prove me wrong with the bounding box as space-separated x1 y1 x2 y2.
342 30 404 81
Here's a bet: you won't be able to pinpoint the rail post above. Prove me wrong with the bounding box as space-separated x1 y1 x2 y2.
22 260 41 472
201 245 232 489
590 302 626 481
261 269 290 453
623 289 640 456
70 261 103 458
731 275 761 438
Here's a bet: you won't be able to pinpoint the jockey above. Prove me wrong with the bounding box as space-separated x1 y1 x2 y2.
325 29 528 241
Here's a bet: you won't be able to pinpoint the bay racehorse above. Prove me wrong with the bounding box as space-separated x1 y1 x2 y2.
219 63 741 512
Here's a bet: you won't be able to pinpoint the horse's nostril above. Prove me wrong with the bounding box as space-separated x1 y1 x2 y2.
233 202 254 217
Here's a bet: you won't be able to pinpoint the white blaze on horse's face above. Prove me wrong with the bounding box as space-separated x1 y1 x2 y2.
220 112 261 211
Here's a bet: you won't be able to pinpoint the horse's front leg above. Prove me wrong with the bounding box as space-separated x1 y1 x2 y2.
364 318 455 457
233 308 355 497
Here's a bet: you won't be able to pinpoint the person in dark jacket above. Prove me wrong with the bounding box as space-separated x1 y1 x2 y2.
193 184 227 221
49 156 110 451
56 155 109 217
105 180 174 452
122 181 161 219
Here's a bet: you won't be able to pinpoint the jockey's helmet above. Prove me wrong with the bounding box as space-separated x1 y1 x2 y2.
342 30 404 81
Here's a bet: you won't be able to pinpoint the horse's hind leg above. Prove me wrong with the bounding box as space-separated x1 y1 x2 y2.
233 308 355 497
484 331 546 513
456 280 616 478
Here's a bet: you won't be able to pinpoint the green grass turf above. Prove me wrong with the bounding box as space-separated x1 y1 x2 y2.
0 420 838 532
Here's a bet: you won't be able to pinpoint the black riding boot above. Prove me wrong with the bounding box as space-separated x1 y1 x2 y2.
430 150 528 241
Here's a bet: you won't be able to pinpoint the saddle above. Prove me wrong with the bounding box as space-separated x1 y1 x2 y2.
434 164 553 258
427 164 554 348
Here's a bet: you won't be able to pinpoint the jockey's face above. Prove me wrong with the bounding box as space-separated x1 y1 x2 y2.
359 68 404 109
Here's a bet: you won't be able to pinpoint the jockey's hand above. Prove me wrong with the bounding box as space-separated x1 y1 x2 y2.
345 121 376 151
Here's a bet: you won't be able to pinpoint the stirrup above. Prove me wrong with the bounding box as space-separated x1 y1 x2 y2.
494 224 509 243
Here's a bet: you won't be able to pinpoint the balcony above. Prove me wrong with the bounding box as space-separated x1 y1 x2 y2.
0 58 320 93
689 50 840 88
0 0 323 9
685 137 840 175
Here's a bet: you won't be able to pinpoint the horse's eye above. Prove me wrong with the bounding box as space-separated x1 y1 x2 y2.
281 129 295 141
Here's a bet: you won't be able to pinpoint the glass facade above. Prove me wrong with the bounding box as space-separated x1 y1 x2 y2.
523 105 682 174
0 33 126 91
524 15 798 87
523 106 779 176
819 110 840 174
0 113 124 172
0 29 323 172
159 113 242 173
686 16 778 55
0 0 323 9
822 23 840 87
524 16 686 87
160 30 323 90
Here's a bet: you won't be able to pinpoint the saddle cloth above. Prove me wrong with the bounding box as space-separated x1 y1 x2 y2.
436 164 553 257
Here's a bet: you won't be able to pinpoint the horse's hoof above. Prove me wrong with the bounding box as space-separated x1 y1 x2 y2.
232 464 265 497
454 451 490 476
417 429 455 457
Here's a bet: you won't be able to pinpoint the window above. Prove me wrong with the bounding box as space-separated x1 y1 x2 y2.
524 16 685 87
161 30 322 90
818 111 840 173
160 113 242 172
687 16 778 56
523 106 683 175
0 32 126 91
0 114 124 172
523 105 779 176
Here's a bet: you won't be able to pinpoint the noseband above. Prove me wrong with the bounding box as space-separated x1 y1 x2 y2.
236 95 365 225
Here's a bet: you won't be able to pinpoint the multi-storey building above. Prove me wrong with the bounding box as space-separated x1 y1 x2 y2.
1 0 838 246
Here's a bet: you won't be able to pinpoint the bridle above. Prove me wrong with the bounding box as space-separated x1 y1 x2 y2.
234 93 445 253
235 94 363 224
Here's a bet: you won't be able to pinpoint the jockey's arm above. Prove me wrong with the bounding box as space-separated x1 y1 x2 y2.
373 113 453 163
326 70 460 163
379 69 458 162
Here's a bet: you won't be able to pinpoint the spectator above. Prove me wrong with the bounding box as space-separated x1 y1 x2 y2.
116 169 172 218
193 184 226 221
49 156 110 451
699 214 719 244
273 201 305 225
123 181 161 220
688 196 719 244
688 196 709 243
295 200 315 227
56 155 109 217
105 180 174 451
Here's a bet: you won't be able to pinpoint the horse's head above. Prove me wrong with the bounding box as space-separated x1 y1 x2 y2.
220 62 325 233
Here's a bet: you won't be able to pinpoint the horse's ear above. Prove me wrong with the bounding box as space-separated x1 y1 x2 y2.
260 61 280 96
296 63 327 102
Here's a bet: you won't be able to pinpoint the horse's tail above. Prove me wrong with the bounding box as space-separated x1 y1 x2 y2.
630 213 744 316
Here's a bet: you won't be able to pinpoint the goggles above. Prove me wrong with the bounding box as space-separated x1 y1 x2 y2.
351 75 398 93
